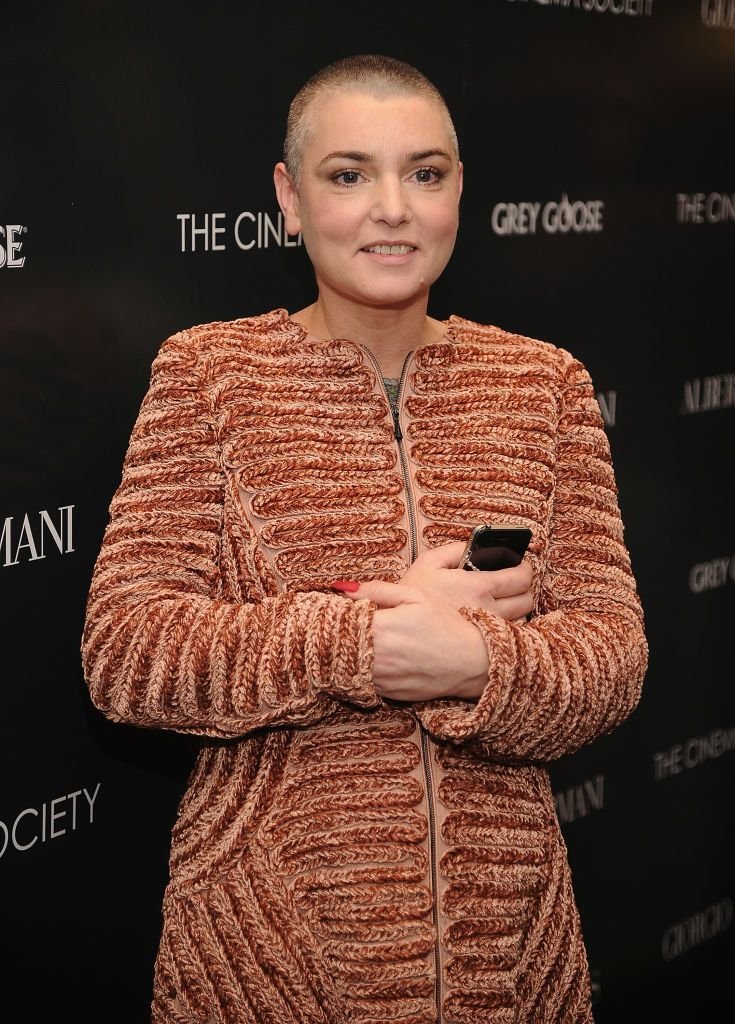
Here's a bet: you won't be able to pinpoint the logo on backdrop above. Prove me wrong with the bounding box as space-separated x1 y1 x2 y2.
177 211 303 252
505 0 653 17
553 773 604 824
491 195 604 236
0 505 75 568
676 192 735 224
596 391 617 427
0 224 27 268
653 726 735 781
662 898 733 961
681 373 735 413
688 555 735 593
0 782 101 860
701 0 735 28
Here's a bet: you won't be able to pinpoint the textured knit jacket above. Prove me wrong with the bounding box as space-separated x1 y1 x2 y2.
82 309 648 1024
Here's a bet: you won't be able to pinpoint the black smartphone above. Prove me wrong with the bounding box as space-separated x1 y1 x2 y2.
459 524 532 571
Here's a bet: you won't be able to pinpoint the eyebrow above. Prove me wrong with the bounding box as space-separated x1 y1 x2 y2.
318 150 373 166
317 148 453 166
409 149 453 162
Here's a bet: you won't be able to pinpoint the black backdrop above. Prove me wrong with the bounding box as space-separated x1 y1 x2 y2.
1 1 734 1020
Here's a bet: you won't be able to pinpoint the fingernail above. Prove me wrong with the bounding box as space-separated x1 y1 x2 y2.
331 580 360 593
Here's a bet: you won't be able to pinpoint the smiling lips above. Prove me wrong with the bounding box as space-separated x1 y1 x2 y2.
361 243 416 255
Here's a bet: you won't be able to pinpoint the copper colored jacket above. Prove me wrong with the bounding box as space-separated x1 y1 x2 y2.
82 309 647 1024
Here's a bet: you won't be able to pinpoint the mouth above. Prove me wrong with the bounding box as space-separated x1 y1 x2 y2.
361 243 416 255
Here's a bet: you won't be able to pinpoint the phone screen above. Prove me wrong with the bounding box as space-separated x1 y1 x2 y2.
461 525 532 571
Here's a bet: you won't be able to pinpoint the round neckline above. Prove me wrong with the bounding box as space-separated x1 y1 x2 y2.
276 307 457 348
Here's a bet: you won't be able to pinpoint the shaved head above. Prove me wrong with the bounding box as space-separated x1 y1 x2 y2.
284 55 459 185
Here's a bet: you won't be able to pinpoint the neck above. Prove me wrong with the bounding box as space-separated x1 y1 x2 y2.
290 289 445 379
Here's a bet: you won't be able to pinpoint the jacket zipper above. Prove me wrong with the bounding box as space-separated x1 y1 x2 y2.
421 727 442 1023
393 353 420 562
360 346 419 560
360 345 442 1023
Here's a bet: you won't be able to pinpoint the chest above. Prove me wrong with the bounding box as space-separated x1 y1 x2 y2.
211 343 561 594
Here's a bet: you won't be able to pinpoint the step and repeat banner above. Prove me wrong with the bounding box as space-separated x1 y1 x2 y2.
1 2 733 1020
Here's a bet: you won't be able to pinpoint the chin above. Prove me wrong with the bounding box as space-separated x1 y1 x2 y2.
361 291 426 310
355 279 432 308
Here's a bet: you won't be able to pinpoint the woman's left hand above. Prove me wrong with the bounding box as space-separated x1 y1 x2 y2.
399 541 533 622
332 541 534 703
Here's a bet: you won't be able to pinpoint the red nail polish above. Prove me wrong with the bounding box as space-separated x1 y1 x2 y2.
331 580 360 593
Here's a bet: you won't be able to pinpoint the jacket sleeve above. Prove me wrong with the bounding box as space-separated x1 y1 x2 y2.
415 353 648 762
81 330 380 739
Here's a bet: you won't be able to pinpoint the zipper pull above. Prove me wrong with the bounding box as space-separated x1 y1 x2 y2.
391 405 403 442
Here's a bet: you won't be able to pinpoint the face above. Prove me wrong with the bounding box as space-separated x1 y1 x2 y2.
274 91 463 311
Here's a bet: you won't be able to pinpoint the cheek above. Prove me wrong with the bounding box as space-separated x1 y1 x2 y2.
302 202 359 250
439 201 461 232
428 206 460 251
421 193 459 230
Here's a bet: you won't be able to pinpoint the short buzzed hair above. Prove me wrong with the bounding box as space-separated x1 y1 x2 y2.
283 54 459 184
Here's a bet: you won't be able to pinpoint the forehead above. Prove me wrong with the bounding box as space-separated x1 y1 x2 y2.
304 91 452 155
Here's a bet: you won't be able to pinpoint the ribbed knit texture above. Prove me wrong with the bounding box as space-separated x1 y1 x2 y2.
82 309 647 1023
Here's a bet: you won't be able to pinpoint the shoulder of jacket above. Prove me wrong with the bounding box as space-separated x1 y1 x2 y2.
163 307 292 356
152 309 295 373
446 314 586 384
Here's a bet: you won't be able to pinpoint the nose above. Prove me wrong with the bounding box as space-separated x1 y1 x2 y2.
370 175 411 226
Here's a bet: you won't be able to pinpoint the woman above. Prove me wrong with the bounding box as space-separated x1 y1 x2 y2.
83 55 647 1024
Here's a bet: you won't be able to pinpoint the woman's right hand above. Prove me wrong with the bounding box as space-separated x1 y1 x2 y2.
334 579 491 703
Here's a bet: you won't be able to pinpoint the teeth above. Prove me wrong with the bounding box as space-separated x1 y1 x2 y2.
364 244 414 255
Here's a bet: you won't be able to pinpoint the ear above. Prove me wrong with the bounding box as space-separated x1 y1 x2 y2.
457 160 464 202
274 162 302 236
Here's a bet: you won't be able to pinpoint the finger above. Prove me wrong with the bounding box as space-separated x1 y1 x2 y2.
433 562 531 605
476 561 533 600
419 541 467 570
332 580 415 608
493 591 535 622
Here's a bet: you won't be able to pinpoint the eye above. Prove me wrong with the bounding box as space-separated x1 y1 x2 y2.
332 169 363 187
411 166 445 185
